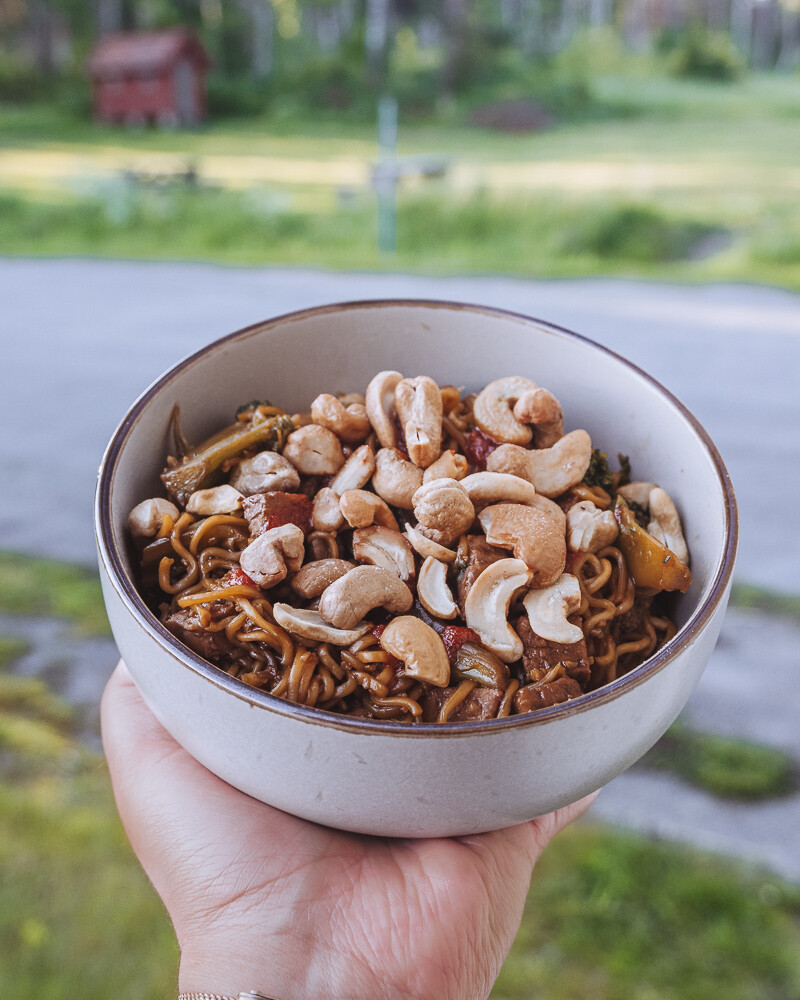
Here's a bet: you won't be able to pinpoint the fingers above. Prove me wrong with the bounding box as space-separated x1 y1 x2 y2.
525 789 601 858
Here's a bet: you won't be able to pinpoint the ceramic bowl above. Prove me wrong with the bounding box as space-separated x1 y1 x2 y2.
95 300 737 838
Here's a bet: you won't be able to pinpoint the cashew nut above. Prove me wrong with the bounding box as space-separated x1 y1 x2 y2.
486 429 593 498
186 484 244 516
337 392 366 407
417 557 459 620
412 478 475 546
352 525 415 581
617 481 658 508
239 523 305 588
404 523 457 563
460 471 538 509
394 375 443 468
272 604 372 645
478 498 566 588
464 558 532 663
422 449 468 483
512 387 564 449
473 376 538 445
372 448 424 509
567 501 619 553
523 574 583 645
647 487 690 565
310 393 371 444
318 565 413 630
282 424 345 476
378 616 450 687
128 497 180 539
290 558 355 599
339 489 399 531
311 486 344 532
328 444 376 495
365 370 402 449
229 452 301 496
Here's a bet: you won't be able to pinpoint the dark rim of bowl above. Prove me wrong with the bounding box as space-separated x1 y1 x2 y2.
96 298 738 739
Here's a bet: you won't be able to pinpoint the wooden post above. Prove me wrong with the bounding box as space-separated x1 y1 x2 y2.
375 94 398 255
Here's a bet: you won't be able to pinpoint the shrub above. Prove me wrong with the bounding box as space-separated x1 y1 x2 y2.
668 26 744 81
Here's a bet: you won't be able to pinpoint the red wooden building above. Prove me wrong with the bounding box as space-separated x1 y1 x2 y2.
88 28 210 127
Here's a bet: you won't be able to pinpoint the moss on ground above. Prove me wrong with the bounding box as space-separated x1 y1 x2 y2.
0 552 110 636
641 724 797 800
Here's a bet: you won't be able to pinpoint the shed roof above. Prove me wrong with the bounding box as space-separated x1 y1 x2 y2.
88 28 209 79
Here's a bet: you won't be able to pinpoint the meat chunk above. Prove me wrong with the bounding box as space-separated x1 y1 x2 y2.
615 591 654 642
456 535 506 612
243 491 313 538
421 685 503 722
514 614 592 689
514 676 583 714
164 607 236 663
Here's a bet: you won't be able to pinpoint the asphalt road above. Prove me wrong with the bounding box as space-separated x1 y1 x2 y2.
2 257 798 594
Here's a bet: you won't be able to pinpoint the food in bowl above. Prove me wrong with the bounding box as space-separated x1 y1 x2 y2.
128 371 692 725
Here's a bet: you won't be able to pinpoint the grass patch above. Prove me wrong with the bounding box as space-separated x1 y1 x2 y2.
730 582 800 626
641 724 797 800
495 823 800 999
2 72 800 288
0 635 28 670
0 552 109 637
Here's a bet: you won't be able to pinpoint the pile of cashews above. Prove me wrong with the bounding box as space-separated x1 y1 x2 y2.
130 372 690 696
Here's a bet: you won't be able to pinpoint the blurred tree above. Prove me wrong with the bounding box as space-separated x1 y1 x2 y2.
776 0 800 67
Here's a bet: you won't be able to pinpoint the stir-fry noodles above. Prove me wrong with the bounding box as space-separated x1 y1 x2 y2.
129 373 690 723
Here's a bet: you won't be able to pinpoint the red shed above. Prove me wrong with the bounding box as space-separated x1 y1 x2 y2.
88 28 210 127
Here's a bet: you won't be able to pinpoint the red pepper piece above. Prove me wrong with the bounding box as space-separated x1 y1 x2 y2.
465 427 500 469
440 625 482 664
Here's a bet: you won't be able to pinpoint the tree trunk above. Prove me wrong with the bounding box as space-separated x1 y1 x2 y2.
777 4 800 69
520 0 544 57
30 0 56 74
730 0 753 60
250 0 274 78
365 0 392 89
442 0 469 93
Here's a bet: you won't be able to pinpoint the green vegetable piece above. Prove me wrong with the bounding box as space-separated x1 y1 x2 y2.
584 449 614 491
614 496 692 594
161 409 294 507
452 642 510 689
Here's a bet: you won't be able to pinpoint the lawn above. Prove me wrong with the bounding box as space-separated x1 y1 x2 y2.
1 71 799 287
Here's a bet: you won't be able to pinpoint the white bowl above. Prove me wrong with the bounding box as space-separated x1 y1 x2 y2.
95 300 737 838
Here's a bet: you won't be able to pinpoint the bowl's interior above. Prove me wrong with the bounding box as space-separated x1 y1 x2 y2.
103 301 734 681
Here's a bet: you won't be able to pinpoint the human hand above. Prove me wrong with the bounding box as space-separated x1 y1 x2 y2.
102 661 597 1000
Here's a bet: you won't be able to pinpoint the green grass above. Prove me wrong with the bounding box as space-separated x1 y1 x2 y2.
0 636 28 670
641 724 797 800
730 583 800 627
494 824 800 999
1 71 800 288
0 552 109 636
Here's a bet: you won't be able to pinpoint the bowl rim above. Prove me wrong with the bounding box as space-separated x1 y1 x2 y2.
95 297 738 739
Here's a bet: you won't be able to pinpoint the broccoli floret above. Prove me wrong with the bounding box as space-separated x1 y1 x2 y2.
584 449 614 491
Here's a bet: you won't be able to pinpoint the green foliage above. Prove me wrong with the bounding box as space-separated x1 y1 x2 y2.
495 824 800 999
0 636 29 670
0 552 110 637
206 73 271 118
730 583 800 624
666 26 745 81
643 725 797 800
557 204 721 263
